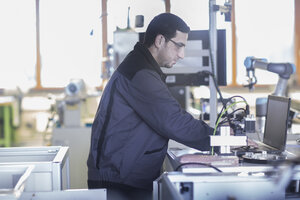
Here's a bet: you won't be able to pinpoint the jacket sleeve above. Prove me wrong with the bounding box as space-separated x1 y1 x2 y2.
117 69 215 151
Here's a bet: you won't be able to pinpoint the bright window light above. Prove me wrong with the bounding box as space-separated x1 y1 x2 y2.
235 0 294 85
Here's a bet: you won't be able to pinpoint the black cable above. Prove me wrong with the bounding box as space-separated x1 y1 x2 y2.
206 29 230 125
218 108 246 124
214 96 249 136
228 107 247 116
206 31 249 133
227 95 248 103
225 95 249 114
218 118 243 126
202 70 225 108
202 70 233 128
175 162 223 172
217 96 249 124
220 95 248 113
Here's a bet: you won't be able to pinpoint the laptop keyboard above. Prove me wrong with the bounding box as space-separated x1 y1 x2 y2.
231 145 282 156
256 145 282 154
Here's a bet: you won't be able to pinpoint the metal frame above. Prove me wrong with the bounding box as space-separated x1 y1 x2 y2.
20 189 107 200
0 165 34 200
209 0 218 127
153 170 300 200
0 146 70 192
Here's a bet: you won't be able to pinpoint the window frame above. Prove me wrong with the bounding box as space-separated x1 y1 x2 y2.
31 0 300 91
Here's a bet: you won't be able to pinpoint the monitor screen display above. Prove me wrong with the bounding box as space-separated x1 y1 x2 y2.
263 95 291 151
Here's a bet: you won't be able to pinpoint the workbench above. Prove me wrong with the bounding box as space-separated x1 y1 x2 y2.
157 138 300 200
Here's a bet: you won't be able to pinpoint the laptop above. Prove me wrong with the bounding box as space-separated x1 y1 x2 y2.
253 95 291 154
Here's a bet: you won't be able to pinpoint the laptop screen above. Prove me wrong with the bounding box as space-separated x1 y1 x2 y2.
263 95 291 151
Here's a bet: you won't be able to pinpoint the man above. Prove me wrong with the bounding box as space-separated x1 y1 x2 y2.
87 13 216 199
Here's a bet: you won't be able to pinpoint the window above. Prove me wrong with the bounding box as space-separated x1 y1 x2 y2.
0 0 36 91
106 0 165 71
235 0 294 85
107 0 165 44
39 0 102 88
0 0 295 90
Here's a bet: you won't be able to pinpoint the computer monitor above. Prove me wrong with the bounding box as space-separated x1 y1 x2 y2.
263 95 291 151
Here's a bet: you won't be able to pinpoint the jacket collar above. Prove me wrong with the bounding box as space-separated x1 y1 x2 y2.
134 42 166 82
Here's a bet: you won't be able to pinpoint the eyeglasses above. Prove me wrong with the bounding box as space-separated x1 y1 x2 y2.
163 36 185 49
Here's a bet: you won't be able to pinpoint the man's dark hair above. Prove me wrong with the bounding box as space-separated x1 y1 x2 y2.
143 13 190 48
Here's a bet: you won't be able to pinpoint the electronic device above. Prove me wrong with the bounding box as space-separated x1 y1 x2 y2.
242 151 287 164
243 56 295 96
255 95 291 153
241 95 291 163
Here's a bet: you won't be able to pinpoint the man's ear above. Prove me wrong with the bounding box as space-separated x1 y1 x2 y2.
154 34 165 48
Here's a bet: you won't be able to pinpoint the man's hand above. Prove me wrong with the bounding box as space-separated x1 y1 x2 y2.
247 137 259 148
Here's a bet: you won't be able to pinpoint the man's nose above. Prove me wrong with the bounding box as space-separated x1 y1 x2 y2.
178 48 185 59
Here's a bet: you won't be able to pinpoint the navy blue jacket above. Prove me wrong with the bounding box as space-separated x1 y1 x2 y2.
87 42 215 190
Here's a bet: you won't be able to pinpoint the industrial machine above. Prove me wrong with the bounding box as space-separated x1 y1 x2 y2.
0 149 107 200
0 87 22 147
210 125 247 154
0 165 34 200
51 127 91 189
56 79 87 127
161 145 300 200
55 79 99 128
0 146 70 192
154 162 300 200
243 56 297 136
50 79 100 189
243 56 295 96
